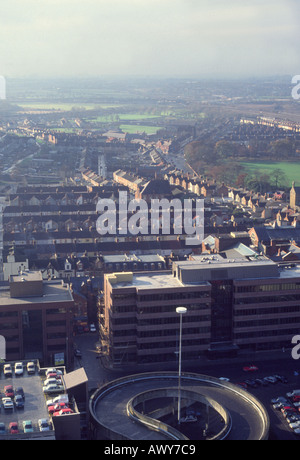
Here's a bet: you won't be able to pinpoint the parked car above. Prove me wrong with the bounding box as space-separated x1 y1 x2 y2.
264 376 277 384
4 385 14 398
2 397 14 411
14 394 24 409
27 362 35 374
90 323 97 333
3 364 12 377
53 408 74 417
38 419 51 432
0 423 6 435
243 365 259 372
15 387 25 400
14 362 23 376
23 420 33 433
43 383 64 394
271 396 289 405
45 368 63 377
287 390 300 399
48 402 69 415
44 378 60 387
9 422 19 434
74 349 82 358
46 394 69 407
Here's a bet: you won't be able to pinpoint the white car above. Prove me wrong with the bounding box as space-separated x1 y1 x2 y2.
38 419 51 432
2 397 14 410
46 368 63 377
3 364 12 377
90 324 96 333
27 362 35 374
14 362 23 376
43 384 64 394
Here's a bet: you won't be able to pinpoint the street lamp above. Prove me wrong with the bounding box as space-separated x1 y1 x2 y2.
176 306 187 425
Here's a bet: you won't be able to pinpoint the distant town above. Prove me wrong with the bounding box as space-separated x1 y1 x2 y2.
1 76 300 441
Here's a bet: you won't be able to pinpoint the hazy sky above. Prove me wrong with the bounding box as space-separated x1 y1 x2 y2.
0 0 299 78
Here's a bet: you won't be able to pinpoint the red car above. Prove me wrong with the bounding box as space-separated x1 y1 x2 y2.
243 365 259 372
48 402 68 414
4 385 14 398
9 422 19 434
53 408 73 417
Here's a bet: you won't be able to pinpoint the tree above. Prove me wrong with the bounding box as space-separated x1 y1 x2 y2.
271 168 287 188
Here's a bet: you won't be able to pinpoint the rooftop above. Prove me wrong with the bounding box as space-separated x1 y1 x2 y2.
0 280 73 306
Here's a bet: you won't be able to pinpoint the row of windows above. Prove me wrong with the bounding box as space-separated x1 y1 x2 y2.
236 283 300 293
234 305 300 316
138 338 210 350
112 314 210 326
111 304 210 315
137 327 211 338
235 316 300 328
235 294 300 305
138 292 210 302
235 327 300 339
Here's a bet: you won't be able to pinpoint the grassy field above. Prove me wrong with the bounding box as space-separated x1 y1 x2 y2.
119 124 163 135
241 161 300 187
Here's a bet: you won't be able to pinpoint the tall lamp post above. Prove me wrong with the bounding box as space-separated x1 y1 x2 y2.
176 306 187 425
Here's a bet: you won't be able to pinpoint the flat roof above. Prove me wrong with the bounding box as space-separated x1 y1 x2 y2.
0 281 73 306
110 272 210 291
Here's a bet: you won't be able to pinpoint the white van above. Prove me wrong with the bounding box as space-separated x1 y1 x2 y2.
46 394 69 407
287 389 300 398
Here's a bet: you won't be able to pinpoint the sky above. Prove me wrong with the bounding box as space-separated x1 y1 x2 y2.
0 0 299 79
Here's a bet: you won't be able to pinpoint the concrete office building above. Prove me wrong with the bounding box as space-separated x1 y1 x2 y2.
0 271 75 368
102 252 300 368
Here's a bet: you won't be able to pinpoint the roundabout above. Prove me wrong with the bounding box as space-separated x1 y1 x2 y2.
89 372 270 441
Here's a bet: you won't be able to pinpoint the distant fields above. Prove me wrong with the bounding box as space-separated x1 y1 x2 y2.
119 124 163 134
241 161 300 187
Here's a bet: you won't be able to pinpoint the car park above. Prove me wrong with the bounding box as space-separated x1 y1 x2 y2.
14 362 23 376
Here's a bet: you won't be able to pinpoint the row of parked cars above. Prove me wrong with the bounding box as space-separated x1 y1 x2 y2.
42 368 65 395
272 389 300 435
2 362 35 378
0 419 51 435
1 385 25 411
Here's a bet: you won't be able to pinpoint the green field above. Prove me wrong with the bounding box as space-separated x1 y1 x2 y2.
241 161 300 187
120 124 163 135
